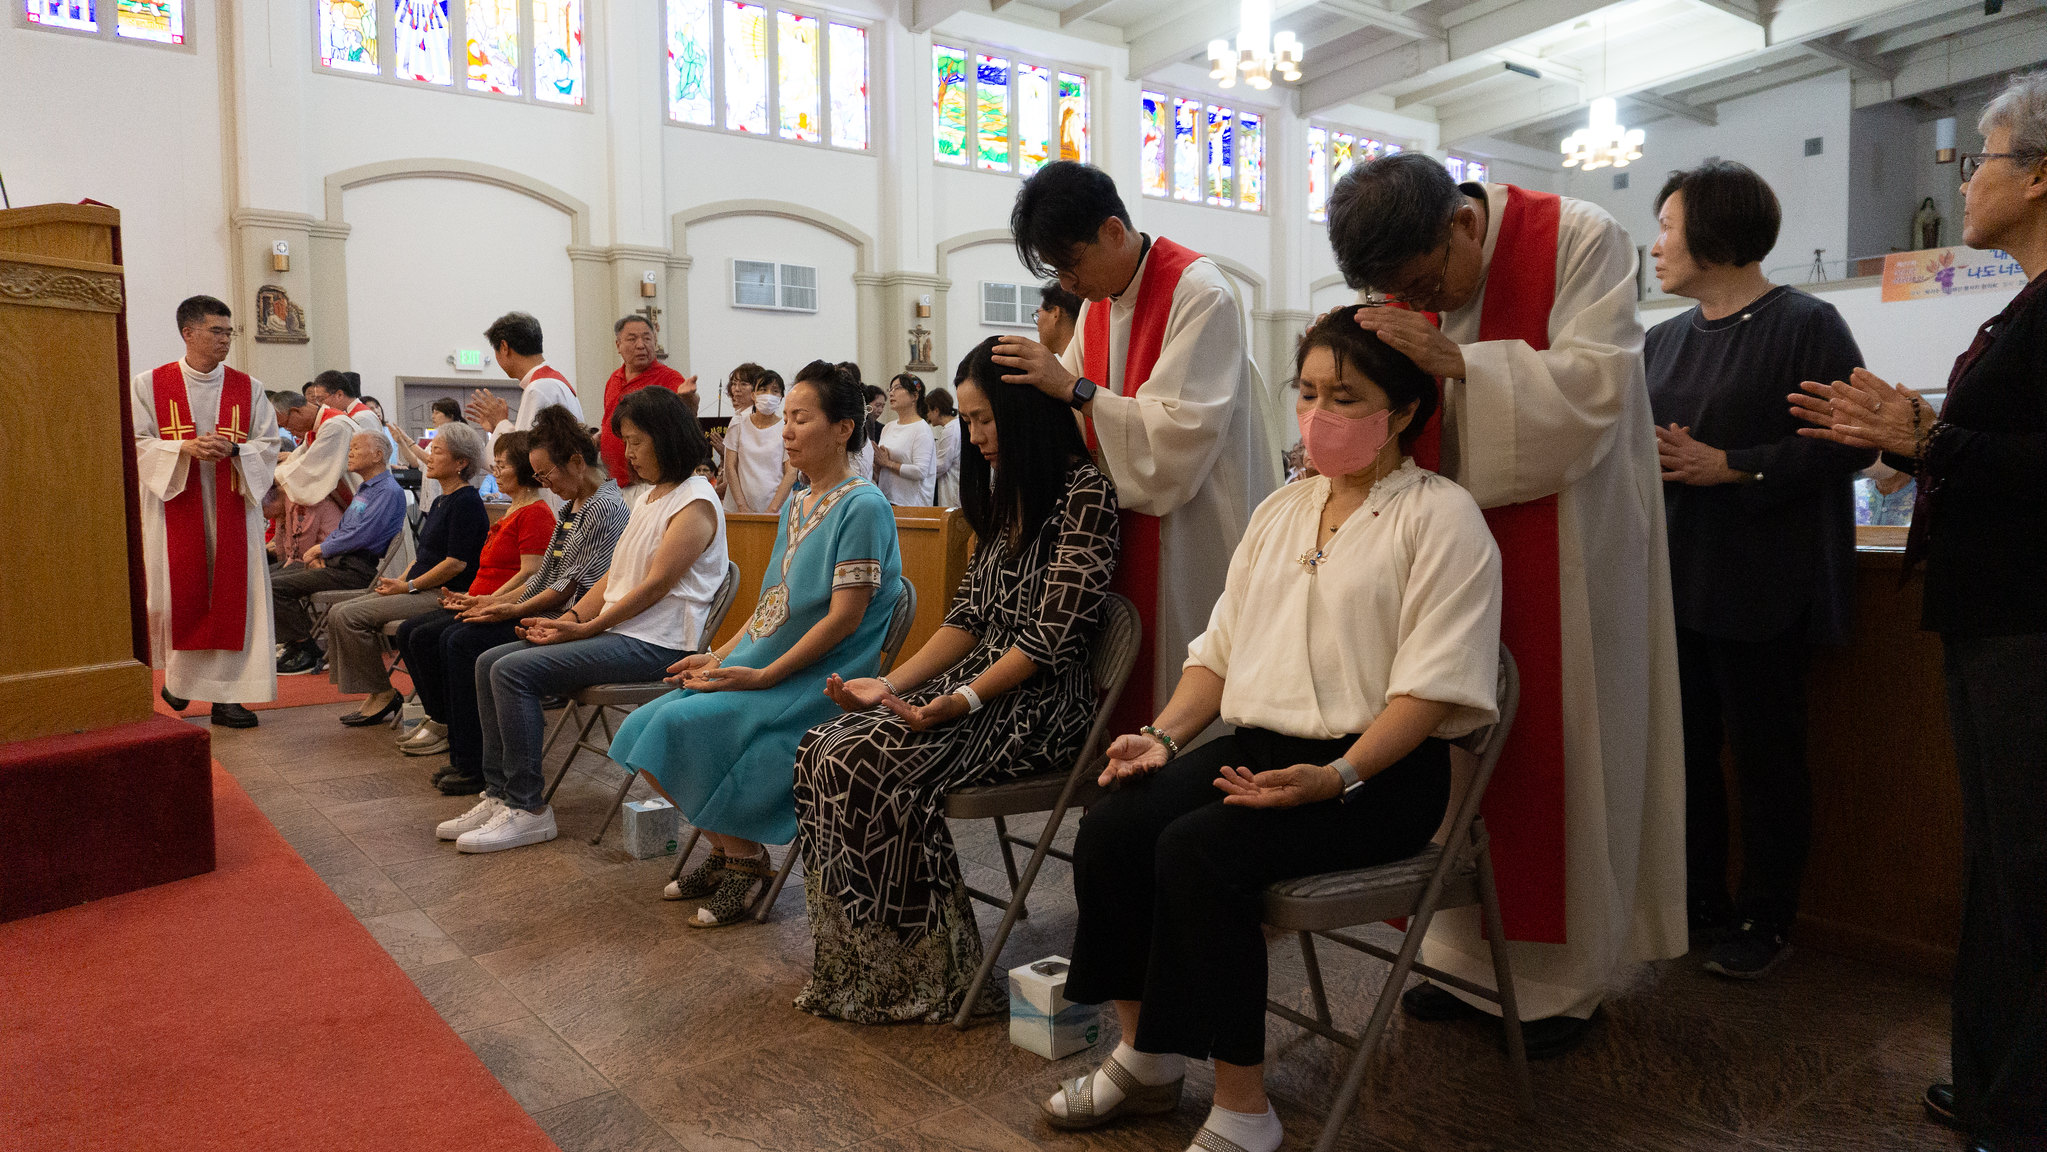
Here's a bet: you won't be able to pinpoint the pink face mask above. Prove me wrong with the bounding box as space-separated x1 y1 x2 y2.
1298 407 1392 478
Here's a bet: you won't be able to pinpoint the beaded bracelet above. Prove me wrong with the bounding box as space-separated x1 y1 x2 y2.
1140 724 1180 761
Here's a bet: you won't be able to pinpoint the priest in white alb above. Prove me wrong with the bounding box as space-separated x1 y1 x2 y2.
996 161 1276 737
274 368 384 505
134 295 281 729
1323 153 1686 1056
463 310 579 435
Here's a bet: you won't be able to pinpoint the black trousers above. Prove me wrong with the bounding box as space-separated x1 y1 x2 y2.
397 611 518 777
1065 727 1450 1067
271 552 378 645
1942 632 2047 1143
1677 624 1813 928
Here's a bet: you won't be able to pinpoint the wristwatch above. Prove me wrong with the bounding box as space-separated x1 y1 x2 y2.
1069 377 1099 410
1330 757 1367 804
227 442 241 457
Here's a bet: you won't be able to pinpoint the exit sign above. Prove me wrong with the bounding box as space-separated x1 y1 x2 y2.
453 349 486 371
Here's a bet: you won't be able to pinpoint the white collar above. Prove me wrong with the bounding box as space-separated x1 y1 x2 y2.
180 357 224 383
519 361 551 388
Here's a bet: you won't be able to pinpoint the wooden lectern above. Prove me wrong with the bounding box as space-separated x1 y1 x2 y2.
0 203 214 923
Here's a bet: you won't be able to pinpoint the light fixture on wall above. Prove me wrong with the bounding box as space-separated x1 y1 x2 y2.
1208 0 1302 90
1561 97 1645 170
1935 116 1957 164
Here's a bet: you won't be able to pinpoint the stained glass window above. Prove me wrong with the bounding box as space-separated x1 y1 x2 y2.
1058 72 1088 163
320 0 378 73
667 0 713 125
466 0 519 94
27 0 91 30
533 0 582 104
116 0 181 41
1237 113 1263 213
1205 106 1233 207
394 0 451 85
1467 161 1489 183
1172 97 1199 202
933 45 968 166
776 10 819 140
1331 132 1356 187
1140 92 1169 198
1308 126 1328 223
974 55 1011 171
828 22 867 149
1444 156 1465 182
723 0 768 133
1018 63 1053 176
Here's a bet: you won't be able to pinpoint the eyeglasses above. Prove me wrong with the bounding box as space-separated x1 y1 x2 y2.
192 325 241 339
1044 240 1096 284
1960 151 2044 182
1374 243 1453 308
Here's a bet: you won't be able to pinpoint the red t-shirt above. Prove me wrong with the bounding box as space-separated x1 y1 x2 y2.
470 501 557 596
601 361 693 481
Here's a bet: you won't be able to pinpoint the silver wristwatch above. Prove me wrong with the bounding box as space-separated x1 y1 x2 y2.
1330 757 1366 803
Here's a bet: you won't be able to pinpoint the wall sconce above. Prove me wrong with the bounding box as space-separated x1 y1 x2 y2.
271 240 289 272
1935 117 1957 164
640 270 658 298
916 293 932 319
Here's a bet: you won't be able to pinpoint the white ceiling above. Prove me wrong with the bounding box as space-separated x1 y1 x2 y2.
929 0 2047 152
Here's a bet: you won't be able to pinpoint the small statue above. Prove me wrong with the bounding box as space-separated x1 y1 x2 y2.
906 322 936 371
1914 197 1942 251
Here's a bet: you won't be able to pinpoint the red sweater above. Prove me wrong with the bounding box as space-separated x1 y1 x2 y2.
600 361 692 481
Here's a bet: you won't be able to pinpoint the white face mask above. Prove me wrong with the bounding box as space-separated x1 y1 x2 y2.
752 391 783 416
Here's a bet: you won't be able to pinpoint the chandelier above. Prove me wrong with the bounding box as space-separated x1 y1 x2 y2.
1560 97 1644 170
1208 0 1302 90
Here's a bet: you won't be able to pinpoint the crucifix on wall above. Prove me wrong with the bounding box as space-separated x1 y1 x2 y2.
634 303 669 360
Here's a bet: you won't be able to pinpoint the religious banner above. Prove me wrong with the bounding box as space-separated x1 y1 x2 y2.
1881 245 2028 302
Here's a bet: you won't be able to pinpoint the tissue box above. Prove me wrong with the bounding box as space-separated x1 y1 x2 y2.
620 798 680 859
1009 955 1102 1060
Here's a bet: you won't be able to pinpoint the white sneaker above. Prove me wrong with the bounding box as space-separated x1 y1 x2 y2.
456 805 558 854
437 796 505 840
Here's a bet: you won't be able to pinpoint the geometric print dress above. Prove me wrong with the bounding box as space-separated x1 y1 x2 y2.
792 460 1119 1023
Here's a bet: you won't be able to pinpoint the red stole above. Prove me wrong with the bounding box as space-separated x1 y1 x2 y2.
1082 236 1203 736
151 362 254 652
531 363 575 395
1411 185 1569 944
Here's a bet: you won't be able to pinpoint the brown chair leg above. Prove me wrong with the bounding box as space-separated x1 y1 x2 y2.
752 844 800 922
671 827 704 882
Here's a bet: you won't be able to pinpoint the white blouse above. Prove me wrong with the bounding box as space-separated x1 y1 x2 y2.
722 409 787 514
1185 461 1503 741
877 418 937 506
606 476 729 652
932 419 962 507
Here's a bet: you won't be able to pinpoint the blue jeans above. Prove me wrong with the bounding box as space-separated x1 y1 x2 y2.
475 633 689 812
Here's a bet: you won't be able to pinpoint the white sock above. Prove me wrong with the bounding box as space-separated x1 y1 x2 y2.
1191 1102 1281 1152
1044 1042 1184 1118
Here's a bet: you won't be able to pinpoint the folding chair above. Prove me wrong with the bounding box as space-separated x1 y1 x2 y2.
672 576 919 922
538 560 743 844
1261 645 1531 1152
307 528 416 657
946 592 1140 1029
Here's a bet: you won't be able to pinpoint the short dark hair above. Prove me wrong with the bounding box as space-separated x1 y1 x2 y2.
888 372 929 420
431 398 462 421
792 359 867 453
1294 305 1440 451
861 384 885 406
925 387 957 418
611 386 711 484
1327 153 1464 291
755 369 784 394
955 336 1095 548
175 295 231 333
493 430 541 490
835 360 864 385
1038 282 1083 320
527 403 600 469
312 369 361 399
1655 161 1781 268
484 311 545 357
613 314 653 336
1012 161 1131 280
727 362 766 396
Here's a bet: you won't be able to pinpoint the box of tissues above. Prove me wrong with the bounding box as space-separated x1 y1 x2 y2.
620 797 680 860
1009 955 1101 1060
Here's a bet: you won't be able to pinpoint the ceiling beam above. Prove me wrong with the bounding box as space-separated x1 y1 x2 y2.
1686 0 1762 22
1299 38 1451 114
1766 0 1941 46
1124 0 1323 78
1841 0 1983 43
1394 59 1533 110
1442 0 1613 60
1865 2 2029 55
1799 35 1898 80
1313 0 1442 42
1854 11 2047 108
1058 0 1119 28
1625 88 1718 125
905 0 971 34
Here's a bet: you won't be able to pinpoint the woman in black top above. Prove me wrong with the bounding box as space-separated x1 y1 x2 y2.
1794 72 2047 1151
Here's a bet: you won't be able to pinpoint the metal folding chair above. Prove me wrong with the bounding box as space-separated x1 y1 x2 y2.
944 592 1140 1029
1261 645 1531 1152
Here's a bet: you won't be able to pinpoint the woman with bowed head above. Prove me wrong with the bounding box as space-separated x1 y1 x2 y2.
874 372 938 506
607 361 904 927
793 336 1120 1023
1046 306 1502 1152
926 386 962 508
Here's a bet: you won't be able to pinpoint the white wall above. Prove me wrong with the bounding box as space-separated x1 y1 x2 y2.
946 240 1042 368
684 215 859 415
342 179 578 415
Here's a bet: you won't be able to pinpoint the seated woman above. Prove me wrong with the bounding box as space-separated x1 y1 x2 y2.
329 422 491 727
433 388 726 853
1046 307 1503 1152
792 337 1119 1023
608 361 902 927
401 408 630 799
396 432 553 757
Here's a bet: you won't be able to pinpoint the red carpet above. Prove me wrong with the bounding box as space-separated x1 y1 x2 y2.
151 666 414 717
0 765 557 1152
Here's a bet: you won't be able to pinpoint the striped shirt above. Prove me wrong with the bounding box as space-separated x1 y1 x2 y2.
522 480 630 609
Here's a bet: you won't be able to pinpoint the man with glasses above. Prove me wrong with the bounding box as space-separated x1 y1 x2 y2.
134 296 281 728
275 369 385 505
995 161 1274 737
1323 153 1683 1059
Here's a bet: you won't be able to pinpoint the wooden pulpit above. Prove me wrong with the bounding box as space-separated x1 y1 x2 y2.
0 204 213 923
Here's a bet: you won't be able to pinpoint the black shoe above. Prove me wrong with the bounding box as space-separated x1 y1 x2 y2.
1703 919 1792 980
430 764 461 783
276 643 323 676
436 772 485 796
160 685 191 711
340 694 403 727
1924 1084 1964 1131
1402 982 1488 1022
1519 1008 1599 1060
540 695 569 710
211 703 259 729
1689 895 1736 952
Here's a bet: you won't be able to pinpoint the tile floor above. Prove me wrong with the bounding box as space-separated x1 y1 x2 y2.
206 703 1966 1152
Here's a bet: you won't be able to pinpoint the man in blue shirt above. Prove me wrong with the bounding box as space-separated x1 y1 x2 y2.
274 432 406 675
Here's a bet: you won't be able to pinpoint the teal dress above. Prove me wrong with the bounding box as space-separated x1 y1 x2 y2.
610 477 902 846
